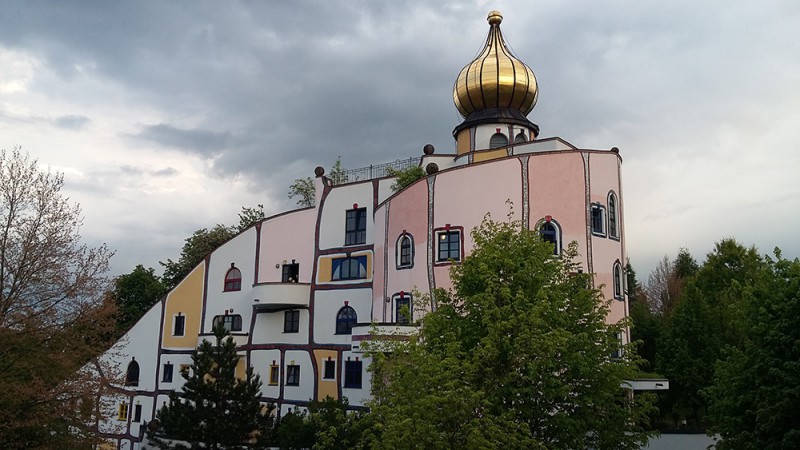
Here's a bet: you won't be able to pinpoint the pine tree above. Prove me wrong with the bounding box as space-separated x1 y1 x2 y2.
151 325 274 449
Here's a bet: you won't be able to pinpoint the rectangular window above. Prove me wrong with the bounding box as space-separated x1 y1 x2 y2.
269 365 279 385
212 314 243 332
344 360 363 389
395 295 411 324
173 314 185 336
133 404 142 422
118 403 129 421
345 208 367 245
436 230 461 262
323 360 336 380
286 365 300 386
331 256 368 281
180 364 190 377
162 363 174 383
284 310 300 333
591 204 606 236
282 263 300 283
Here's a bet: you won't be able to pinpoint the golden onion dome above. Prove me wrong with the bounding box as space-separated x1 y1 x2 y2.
453 11 538 118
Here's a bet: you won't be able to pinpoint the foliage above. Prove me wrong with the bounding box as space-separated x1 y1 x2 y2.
152 325 274 449
288 177 315 207
385 165 426 193
705 250 800 449
643 248 697 316
628 261 661 371
0 148 117 449
237 204 266 231
112 264 166 331
160 224 236 289
364 216 655 449
328 156 348 185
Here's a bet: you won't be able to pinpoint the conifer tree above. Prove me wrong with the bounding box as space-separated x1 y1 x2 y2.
152 325 274 449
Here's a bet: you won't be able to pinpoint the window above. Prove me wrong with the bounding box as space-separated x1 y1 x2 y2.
344 360 363 389
179 364 190 377
608 192 619 239
212 314 243 332
336 306 358 335
591 204 606 236
489 132 508 148
332 256 367 280
269 365 279 385
162 363 174 383
396 234 413 269
345 208 367 245
224 264 242 291
395 293 412 324
436 230 461 262
613 262 624 300
538 219 561 255
286 365 300 386
173 314 185 336
284 310 300 333
118 403 129 421
125 358 140 387
611 332 624 359
133 403 142 422
514 131 527 143
282 262 299 283
323 360 336 380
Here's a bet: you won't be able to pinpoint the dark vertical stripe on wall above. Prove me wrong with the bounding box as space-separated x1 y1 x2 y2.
582 153 593 278
520 156 530 229
426 176 437 309
383 202 391 323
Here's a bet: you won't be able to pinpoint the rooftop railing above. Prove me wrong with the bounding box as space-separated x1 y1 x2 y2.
330 156 421 186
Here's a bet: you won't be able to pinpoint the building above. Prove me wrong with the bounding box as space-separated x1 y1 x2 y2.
95 11 629 449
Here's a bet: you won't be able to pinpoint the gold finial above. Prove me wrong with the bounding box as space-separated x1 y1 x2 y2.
487 10 503 25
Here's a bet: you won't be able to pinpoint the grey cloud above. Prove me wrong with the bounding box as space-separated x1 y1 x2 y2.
53 114 90 130
130 124 234 156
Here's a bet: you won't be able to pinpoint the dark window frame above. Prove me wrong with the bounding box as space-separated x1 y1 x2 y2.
212 314 243 332
613 262 624 300
125 359 140 387
286 364 300 386
489 132 509 149
608 191 619 240
133 403 142 422
323 360 336 380
224 265 242 292
394 293 412 324
344 360 363 389
591 203 606 237
268 365 279 385
282 262 300 283
173 314 185 336
162 363 174 383
538 219 561 256
397 234 414 269
435 228 463 263
335 305 358 335
284 310 300 333
345 208 367 246
332 255 368 281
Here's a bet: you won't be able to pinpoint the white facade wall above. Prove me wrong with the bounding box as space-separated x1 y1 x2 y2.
204 227 258 335
282 350 314 402
314 288 372 345
251 309 310 345
317 181 375 250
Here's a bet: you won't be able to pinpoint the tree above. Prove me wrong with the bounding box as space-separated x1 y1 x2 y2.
385 165 426 193
0 148 116 448
643 249 697 316
705 250 800 449
152 325 274 449
328 156 348 185
288 177 315 207
160 224 236 289
237 204 265 232
112 264 166 331
628 260 661 372
364 216 655 449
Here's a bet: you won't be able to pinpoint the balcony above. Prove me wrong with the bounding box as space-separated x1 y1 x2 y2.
350 323 418 353
251 282 311 312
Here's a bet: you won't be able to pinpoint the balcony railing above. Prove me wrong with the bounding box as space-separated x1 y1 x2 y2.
330 156 421 186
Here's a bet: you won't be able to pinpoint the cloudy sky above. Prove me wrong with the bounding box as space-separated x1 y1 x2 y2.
1 1 798 279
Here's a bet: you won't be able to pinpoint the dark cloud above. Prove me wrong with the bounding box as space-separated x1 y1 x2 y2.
129 124 234 156
53 114 90 130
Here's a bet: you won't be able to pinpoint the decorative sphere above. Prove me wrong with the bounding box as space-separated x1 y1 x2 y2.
425 163 439 175
423 144 435 155
314 166 325 177
487 10 503 25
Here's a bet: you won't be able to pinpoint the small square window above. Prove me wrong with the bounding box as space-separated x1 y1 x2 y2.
286 365 300 386
162 363 174 383
213 314 243 332
344 360 362 389
436 229 461 262
345 208 367 245
284 310 300 333
591 204 606 236
268 365 279 385
282 263 299 283
323 360 336 380
173 314 185 336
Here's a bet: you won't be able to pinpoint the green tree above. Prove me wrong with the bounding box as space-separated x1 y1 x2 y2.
628 260 661 372
385 165 426 193
152 325 274 449
364 217 655 449
328 156 348 185
237 204 266 231
160 224 236 289
288 177 315 207
0 148 116 449
705 250 800 449
112 264 166 331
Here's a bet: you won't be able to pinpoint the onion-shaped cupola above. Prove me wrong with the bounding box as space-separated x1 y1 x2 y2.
453 11 540 153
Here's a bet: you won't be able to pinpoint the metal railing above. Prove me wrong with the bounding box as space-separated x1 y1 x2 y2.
330 156 421 186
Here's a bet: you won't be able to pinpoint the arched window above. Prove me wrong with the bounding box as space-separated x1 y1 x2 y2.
224 264 242 291
336 305 358 335
538 218 561 256
514 131 527 143
396 233 414 269
125 358 140 387
608 191 619 239
489 132 508 149
613 262 624 300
